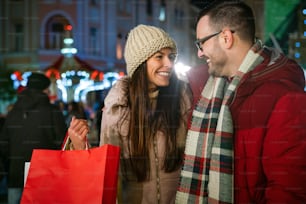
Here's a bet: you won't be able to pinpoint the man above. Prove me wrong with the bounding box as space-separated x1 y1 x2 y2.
177 1 306 203
0 72 67 204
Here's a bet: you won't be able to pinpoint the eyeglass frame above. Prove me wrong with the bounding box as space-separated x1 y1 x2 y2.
195 30 235 51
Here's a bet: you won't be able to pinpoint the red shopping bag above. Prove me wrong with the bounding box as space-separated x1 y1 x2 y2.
21 144 120 204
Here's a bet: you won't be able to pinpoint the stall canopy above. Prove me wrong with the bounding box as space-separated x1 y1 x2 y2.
44 55 97 72
44 55 105 81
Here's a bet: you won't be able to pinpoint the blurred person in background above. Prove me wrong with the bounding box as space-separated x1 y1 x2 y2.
65 101 87 126
0 72 67 204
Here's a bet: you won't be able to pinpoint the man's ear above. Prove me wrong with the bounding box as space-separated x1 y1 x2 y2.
221 29 234 49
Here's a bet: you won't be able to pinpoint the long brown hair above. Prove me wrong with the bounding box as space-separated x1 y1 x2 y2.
124 62 185 182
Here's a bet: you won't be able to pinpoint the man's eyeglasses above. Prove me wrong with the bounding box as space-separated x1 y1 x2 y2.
195 30 235 51
195 31 221 51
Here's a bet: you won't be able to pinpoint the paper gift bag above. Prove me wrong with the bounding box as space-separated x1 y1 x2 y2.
21 144 120 204
24 162 30 186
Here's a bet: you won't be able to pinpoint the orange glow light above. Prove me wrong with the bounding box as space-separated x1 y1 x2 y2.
65 25 72 31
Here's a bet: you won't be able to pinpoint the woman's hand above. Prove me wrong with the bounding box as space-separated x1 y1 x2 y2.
68 116 89 150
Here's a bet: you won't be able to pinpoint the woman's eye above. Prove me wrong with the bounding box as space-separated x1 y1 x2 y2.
168 54 177 62
155 55 163 59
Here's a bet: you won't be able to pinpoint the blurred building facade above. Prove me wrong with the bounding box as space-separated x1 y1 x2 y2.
0 0 194 107
0 0 194 72
0 0 305 112
1 0 305 72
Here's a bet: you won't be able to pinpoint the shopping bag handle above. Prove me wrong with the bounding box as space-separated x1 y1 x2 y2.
61 132 70 150
61 132 88 151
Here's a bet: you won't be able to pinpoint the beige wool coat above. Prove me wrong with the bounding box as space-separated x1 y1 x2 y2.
100 76 192 204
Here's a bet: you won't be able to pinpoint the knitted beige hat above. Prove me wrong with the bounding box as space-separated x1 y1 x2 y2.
124 24 177 77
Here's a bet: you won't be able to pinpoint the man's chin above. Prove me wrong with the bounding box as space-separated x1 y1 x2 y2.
207 66 214 75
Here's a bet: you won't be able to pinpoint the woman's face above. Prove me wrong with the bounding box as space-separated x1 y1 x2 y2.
146 48 176 90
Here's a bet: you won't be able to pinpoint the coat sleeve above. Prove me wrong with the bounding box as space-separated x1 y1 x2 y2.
99 78 129 147
263 92 306 203
99 103 128 147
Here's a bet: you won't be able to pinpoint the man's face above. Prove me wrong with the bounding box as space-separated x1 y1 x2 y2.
196 16 228 77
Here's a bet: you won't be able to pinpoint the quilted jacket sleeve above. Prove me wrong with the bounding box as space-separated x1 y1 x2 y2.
263 92 306 203
99 77 129 147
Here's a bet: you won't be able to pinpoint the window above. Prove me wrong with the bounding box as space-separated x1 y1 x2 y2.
91 0 98 6
117 0 131 14
116 33 123 60
147 0 152 16
174 7 184 27
14 24 24 51
50 23 64 49
159 0 166 22
89 27 99 55
44 15 69 49
61 0 72 4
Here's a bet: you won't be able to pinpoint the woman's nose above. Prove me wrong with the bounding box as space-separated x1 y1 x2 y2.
164 57 174 67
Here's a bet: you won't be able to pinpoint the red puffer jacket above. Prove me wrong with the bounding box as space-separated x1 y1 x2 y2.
230 49 306 203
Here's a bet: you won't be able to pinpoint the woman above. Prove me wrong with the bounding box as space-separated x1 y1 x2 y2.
68 24 192 204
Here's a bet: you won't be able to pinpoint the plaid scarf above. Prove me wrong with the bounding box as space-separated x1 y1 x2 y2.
176 41 264 204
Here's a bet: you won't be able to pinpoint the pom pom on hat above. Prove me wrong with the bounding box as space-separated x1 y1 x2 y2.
124 24 177 77
27 72 51 91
